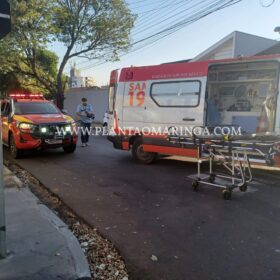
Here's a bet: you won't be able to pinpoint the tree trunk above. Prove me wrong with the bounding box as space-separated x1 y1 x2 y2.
56 45 74 109
56 73 64 109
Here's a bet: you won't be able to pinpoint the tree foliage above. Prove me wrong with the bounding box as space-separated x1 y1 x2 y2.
0 40 59 95
0 72 20 99
0 0 58 95
53 0 135 108
0 0 135 108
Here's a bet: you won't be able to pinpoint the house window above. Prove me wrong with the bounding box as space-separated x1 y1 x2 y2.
150 80 201 107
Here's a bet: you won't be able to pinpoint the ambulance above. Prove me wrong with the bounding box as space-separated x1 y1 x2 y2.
1 93 78 158
107 55 280 164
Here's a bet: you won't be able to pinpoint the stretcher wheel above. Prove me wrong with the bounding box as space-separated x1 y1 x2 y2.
239 184 247 192
222 189 232 200
192 181 200 192
208 174 216 183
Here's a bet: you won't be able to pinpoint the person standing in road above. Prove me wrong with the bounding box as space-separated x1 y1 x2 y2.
76 98 94 147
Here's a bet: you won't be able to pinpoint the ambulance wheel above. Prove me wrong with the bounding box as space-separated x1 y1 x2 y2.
63 144 76 154
132 139 157 164
222 189 232 200
239 184 247 192
192 180 200 192
9 134 22 159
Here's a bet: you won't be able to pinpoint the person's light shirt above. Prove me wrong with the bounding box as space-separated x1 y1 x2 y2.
76 104 94 124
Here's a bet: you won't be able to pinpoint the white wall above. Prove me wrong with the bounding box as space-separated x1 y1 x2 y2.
64 88 109 123
71 77 85 88
192 35 235 61
212 39 234 60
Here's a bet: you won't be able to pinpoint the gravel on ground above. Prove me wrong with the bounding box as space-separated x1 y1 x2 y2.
4 160 129 280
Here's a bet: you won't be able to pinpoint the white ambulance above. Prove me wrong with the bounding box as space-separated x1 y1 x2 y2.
107 55 280 165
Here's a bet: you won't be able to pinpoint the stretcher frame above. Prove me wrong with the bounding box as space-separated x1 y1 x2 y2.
168 128 280 200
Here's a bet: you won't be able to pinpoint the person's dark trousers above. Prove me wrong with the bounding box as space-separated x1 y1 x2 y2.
81 122 91 143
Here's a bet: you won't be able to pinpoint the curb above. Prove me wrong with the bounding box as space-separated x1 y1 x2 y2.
4 166 92 280
39 197 91 279
3 167 23 188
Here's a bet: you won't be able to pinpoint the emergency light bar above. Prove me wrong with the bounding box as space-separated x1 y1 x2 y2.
10 93 45 99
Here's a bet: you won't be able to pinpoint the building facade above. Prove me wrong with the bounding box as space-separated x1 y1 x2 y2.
69 66 95 88
192 31 278 61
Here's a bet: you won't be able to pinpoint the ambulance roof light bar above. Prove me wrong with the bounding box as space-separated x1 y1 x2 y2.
9 93 45 100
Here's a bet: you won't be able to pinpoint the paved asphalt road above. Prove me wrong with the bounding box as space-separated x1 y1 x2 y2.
4 137 280 280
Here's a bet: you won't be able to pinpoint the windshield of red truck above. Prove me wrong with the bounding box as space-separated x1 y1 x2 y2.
14 102 60 115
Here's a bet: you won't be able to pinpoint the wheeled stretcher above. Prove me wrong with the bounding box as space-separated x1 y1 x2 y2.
168 127 280 200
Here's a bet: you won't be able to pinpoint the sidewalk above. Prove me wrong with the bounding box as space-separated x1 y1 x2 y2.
0 167 91 280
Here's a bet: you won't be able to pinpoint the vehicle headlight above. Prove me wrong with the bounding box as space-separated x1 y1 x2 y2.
41 127 47 133
19 123 36 133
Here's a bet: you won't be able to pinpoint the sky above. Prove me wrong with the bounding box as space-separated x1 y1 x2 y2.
49 0 280 86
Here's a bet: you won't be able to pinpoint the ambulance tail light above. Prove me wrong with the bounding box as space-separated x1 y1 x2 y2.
109 70 119 86
109 70 119 113
113 110 119 135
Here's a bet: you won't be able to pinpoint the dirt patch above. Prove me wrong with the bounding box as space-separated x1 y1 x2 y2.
4 160 129 280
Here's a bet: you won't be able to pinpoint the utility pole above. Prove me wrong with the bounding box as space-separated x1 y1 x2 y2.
0 113 6 258
0 0 12 259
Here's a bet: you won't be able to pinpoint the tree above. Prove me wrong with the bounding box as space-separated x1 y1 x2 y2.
0 0 135 108
53 0 135 108
0 40 60 96
0 72 20 98
0 0 59 95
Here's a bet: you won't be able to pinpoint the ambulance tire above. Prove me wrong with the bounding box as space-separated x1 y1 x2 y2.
9 134 22 159
132 139 157 164
63 144 76 154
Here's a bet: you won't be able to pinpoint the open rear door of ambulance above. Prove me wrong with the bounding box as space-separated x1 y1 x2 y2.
108 70 120 134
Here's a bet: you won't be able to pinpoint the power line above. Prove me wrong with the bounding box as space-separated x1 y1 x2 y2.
132 0 193 34
79 0 242 71
260 0 275 7
129 0 236 50
127 0 153 4
135 0 182 16
78 0 242 72
65 0 180 70
66 0 192 69
127 0 166 9
132 0 210 37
